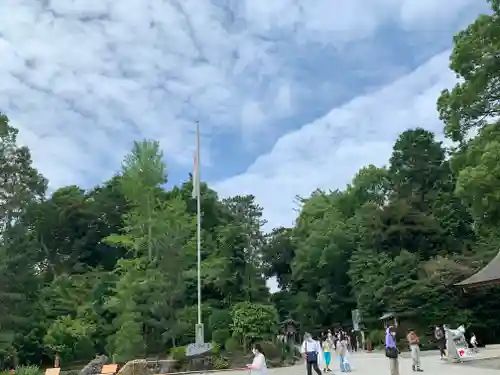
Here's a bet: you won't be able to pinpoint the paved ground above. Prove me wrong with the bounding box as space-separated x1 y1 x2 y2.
214 350 500 375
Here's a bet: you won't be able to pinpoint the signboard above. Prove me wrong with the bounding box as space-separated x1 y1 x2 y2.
351 309 361 331
186 342 213 357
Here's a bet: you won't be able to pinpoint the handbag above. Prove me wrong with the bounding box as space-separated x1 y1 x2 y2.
385 346 398 359
305 341 318 363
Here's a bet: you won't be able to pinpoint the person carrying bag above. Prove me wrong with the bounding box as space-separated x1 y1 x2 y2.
385 326 400 375
301 333 323 375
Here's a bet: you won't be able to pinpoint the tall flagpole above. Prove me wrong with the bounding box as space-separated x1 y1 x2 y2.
195 121 204 344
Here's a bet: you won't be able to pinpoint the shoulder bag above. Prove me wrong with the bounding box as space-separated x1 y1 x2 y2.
305 341 318 363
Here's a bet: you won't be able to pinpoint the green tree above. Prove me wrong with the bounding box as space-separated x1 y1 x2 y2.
108 140 168 260
44 316 95 362
437 0 500 143
388 128 447 207
0 114 47 363
0 114 47 234
455 124 500 227
262 227 295 291
230 302 279 348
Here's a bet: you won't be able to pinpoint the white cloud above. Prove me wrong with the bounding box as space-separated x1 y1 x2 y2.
215 50 457 230
243 0 480 43
0 0 483 190
399 0 481 30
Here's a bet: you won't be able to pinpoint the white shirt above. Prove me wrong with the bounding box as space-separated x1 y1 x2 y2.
301 339 320 354
251 353 267 375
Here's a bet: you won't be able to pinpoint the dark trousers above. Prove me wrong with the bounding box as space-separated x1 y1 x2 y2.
306 361 322 375
439 347 446 357
437 340 446 357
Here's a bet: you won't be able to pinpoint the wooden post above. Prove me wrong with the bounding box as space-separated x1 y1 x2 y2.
54 352 60 368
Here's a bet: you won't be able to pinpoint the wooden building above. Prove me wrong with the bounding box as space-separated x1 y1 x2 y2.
456 251 500 289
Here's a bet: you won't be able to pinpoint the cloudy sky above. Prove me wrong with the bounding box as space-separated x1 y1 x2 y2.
0 0 488 234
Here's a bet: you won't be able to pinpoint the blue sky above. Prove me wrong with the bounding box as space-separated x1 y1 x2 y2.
0 0 488 234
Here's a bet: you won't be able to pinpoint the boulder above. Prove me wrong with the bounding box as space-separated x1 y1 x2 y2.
79 355 109 375
116 360 148 375
155 360 176 374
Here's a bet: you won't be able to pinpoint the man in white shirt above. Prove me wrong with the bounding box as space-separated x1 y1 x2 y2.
301 333 323 375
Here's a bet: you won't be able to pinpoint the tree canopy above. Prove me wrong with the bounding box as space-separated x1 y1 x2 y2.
2 0 500 367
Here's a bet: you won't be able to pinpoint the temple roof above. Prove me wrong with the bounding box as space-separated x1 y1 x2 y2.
456 251 500 288
379 312 395 320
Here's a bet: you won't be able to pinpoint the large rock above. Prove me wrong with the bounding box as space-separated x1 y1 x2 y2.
116 360 149 375
79 355 109 375
155 360 176 374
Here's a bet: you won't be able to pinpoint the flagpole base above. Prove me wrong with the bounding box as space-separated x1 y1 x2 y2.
195 323 205 344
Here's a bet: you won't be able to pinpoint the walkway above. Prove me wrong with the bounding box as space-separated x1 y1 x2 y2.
213 351 500 375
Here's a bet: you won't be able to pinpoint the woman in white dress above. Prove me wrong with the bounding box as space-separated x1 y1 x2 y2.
246 343 268 375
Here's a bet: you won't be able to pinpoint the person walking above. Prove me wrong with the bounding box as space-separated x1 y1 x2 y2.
407 329 423 372
434 325 446 360
470 332 479 353
385 326 400 375
322 333 334 372
337 334 352 372
246 343 268 375
337 335 346 373
350 330 358 352
301 333 323 375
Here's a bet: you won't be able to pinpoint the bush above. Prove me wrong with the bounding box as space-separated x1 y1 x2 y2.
275 340 292 360
210 341 221 355
212 329 231 346
368 330 385 347
230 303 279 344
169 346 187 361
212 356 229 370
224 337 241 352
259 341 280 360
14 366 42 375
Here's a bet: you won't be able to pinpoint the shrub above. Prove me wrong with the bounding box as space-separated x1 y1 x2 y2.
169 346 188 372
210 341 221 355
169 346 187 361
14 366 43 375
259 341 280 360
230 303 279 344
212 329 231 346
275 340 291 360
224 337 240 353
368 330 385 347
212 356 229 370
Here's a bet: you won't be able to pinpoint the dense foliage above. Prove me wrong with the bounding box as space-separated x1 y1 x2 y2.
2 0 500 367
